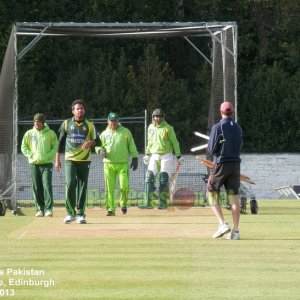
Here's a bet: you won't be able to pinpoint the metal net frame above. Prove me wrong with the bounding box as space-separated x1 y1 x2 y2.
0 22 237 211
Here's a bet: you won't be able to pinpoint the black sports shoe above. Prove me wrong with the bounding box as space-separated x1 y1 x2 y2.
158 206 167 210
121 207 127 214
106 211 115 216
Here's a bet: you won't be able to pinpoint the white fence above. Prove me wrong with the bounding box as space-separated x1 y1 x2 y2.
240 153 300 199
15 153 300 202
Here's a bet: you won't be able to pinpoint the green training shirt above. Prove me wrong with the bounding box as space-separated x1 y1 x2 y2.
146 120 181 156
97 124 138 163
21 123 58 164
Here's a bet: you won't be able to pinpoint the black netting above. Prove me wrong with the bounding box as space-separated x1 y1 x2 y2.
0 28 15 209
0 23 237 208
209 28 237 131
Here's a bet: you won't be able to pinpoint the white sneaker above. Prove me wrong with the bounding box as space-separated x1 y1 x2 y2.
64 215 75 224
45 211 53 217
213 223 231 239
35 211 44 217
227 230 240 240
76 215 87 224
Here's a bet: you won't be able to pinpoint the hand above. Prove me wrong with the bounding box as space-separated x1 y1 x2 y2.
177 155 184 165
82 140 95 150
207 176 213 191
130 157 138 171
98 149 106 159
55 160 61 171
143 155 150 165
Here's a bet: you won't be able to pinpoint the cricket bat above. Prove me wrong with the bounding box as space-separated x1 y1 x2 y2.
169 162 181 204
195 156 255 185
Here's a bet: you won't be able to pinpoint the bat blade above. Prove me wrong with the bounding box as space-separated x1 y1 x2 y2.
169 162 181 204
195 156 215 168
195 156 255 184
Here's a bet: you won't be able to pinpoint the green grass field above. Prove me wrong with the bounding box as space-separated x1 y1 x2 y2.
1 200 300 300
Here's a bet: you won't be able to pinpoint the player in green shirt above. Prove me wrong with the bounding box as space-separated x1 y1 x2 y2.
21 113 58 217
96 112 138 216
55 100 97 224
141 109 183 209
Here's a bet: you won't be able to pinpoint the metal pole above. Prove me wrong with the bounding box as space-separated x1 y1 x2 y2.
17 24 51 60
221 31 226 103
12 25 18 213
144 109 147 154
184 37 212 66
233 25 238 122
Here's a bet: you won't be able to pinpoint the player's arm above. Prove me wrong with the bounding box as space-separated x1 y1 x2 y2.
82 123 98 150
168 126 181 156
95 131 106 158
55 123 67 171
128 131 139 157
208 125 221 155
127 130 139 170
21 132 32 158
48 131 58 160
145 126 152 155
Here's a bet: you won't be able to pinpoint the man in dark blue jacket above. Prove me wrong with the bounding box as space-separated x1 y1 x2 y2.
207 101 243 240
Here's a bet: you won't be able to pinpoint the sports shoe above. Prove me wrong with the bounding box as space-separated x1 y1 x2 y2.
121 207 127 214
212 223 231 239
64 215 75 224
45 210 53 217
106 211 115 216
139 204 153 209
158 206 167 210
35 211 44 217
227 230 240 240
76 215 87 224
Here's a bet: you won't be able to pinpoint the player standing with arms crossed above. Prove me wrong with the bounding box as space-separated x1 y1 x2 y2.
55 100 97 224
207 101 243 240
141 109 183 209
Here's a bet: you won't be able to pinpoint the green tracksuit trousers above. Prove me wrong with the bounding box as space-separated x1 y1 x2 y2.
64 160 90 217
104 162 129 212
30 163 54 213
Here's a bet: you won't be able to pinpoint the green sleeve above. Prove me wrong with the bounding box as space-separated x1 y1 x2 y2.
47 131 58 161
57 121 67 153
128 131 139 157
145 125 152 155
88 121 97 141
168 125 181 156
95 131 105 154
21 131 32 158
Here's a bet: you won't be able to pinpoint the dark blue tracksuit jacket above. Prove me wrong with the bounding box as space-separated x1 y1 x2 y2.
208 117 243 164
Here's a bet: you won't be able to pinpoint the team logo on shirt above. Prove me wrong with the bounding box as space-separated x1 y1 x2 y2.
82 126 87 131
105 134 112 143
70 132 85 144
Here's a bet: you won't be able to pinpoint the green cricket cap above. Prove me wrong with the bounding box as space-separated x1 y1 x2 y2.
108 112 119 121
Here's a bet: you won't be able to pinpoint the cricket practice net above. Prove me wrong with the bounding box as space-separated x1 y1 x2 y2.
0 22 237 210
